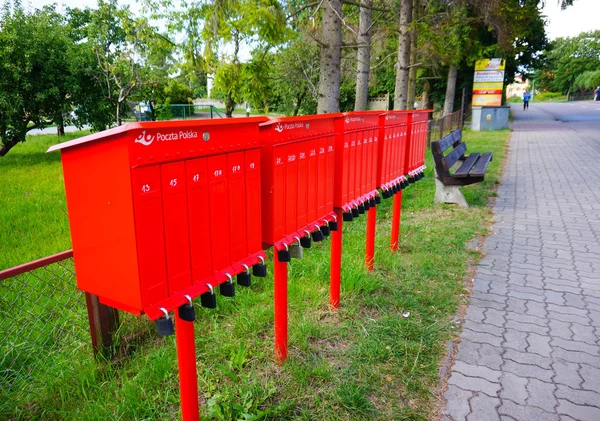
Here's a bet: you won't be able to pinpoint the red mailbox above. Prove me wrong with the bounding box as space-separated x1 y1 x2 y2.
259 114 338 363
333 112 380 216
376 111 410 196
48 118 269 321
260 115 337 251
405 110 430 181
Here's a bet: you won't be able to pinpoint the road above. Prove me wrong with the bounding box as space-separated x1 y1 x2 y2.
442 101 600 421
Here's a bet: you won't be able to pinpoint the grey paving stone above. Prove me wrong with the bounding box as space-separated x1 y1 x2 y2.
556 399 600 421
456 339 481 366
477 343 504 371
467 394 501 421
448 372 500 397
551 337 600 356
526 378 557 412
453 361 502 383
579 364 600 391
552 360 583 389
503 329 529 352
552 347 600 368
498 400 559 421
443 384 473 421
504 348 553 369
555 384 600 408
499 372 528 405
527 332 552 357
502 360 554 383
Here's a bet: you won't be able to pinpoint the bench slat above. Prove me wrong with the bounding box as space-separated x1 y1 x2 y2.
470 152 493 177
442 142 467 171
453 153 481 178
436 128 462 153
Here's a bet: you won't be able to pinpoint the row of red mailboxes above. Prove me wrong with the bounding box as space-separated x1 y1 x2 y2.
48 110 430 322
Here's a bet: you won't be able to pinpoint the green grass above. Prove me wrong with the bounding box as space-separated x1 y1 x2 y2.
0 128 509 420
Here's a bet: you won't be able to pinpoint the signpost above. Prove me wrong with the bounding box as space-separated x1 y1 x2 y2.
472 59 505 107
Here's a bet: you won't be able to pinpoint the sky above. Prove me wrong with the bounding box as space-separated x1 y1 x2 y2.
30 0 600 41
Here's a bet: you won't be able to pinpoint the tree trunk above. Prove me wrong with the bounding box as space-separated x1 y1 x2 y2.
294 88 307 116
226 91 234 118
116 102 122 126
393 0 412 110
354 0 372 111
422 80 430 110
317 0 342 114
443 64 458 116
56 113 65 137
0 137 20 157
407 0 418 110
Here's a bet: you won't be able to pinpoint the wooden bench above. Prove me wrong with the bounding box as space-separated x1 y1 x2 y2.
431 128 492 207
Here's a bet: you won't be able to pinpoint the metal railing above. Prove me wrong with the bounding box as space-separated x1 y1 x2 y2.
427 110 462 145
568 92 594 102
133 103 227 121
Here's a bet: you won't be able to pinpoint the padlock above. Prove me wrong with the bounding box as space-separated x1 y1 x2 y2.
237 264 251 287
201 283 217 308
253 257 267 277
178 296 195 322
409 176 415 184
420 172 425 180
156 309 174 336
351 207 359 218
278 245 291 262
364 201 370 211
343 212 353 222
382 189 390 199
312 225 324 242
320 224 330 237
290 243 304 259
301 231 312 248
220 274 235 297
329 219 338 231
358 203 365 214
370 197 376 207
392 184 398 194
375 195 381 204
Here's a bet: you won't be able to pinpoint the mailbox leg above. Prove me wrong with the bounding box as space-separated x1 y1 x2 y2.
175 312 200 421
366 205 377 271
330 208 344 309
390 191 403 251
274 251 288 363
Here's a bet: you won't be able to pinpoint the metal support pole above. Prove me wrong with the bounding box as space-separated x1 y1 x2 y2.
460 87 467 128
390 191 403 251
274 251 288 363
330 208 343 309
365 205 377 271
175 312 200 421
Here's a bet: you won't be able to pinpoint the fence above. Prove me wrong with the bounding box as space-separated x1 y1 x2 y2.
568 92 594 101
0 251 132 417
427 110 463 145
131 103 227 122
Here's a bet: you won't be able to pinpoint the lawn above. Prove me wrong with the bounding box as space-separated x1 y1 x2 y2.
0 127 510 420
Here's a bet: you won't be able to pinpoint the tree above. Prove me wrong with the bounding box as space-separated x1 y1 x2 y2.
0 2 73 156
393 0 412 110
354 0 372 111
541 31 600 94
317 0 343 113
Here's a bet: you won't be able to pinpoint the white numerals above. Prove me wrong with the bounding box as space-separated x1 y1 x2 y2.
141 184 150 193
169 178 178 187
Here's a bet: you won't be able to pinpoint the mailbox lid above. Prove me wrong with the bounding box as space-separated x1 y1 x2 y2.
48 117 269 167
259 114 340 146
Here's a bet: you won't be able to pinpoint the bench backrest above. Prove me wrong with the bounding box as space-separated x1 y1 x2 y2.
431 128 466 177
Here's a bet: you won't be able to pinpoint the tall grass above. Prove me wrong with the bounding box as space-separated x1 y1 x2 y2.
0 128 509 420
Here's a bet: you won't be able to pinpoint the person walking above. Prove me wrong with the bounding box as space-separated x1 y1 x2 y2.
594 86 600 101
522 89 531 110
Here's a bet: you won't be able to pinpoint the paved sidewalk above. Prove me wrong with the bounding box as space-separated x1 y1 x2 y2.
442 104 600 421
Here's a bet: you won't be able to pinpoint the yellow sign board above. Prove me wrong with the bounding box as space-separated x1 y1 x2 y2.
475 59 506 71
473 58 505 106
472 94 503 107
